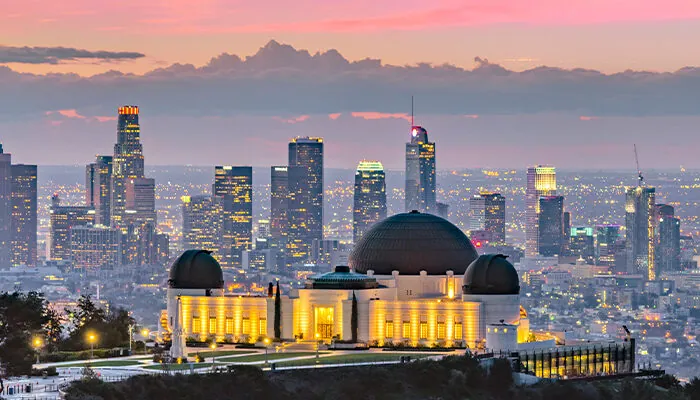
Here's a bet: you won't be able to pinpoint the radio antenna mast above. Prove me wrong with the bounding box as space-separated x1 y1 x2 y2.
411 95 414 127
634 144 644 187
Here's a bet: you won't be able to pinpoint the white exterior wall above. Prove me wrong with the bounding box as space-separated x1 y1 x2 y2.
461 294 520 340
373 271 462 301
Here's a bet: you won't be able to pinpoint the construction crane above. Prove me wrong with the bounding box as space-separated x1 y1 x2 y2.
634 144 644 187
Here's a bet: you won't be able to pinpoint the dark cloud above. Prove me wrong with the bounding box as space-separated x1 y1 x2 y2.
1 40 700 120
0 46 145 65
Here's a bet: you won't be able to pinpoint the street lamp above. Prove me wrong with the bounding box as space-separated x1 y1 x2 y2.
32 337 43 365
210 343 217 370
315 333 321 363
141 329 150 355
128 324 134 353
87 332 97 360
263 338 271 365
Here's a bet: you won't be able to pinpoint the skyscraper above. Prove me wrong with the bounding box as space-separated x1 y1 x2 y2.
526 166 557 257
469 193 506 244
570 226 595 264
111 106 145 227
656 204 681 273
287 137 323 264
86 155 112 226
270 166 289 242
182 195 224 257
353 160 387 243
0 145 11 267
625 186 656 279
50 196 95 262
11 164 37 266
538 195 564 256
70 225 122 270
214 166 253 268
405 126 436 213
596 224 620 266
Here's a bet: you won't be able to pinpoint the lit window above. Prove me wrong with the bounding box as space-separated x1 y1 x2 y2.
385 321 394 338
420 323 428 339
494 328 499 333
225 318 234 335
402 322 411 339
209 317 217 334
192 317 201 334
454 323 463 340
259 319 267 335
437 323 446 339
504 328 508 333
242 318 250 335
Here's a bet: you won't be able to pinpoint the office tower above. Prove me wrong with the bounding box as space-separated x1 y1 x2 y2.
111 106 145 227
656 205 681 273
257 219 271 240
625 186 656 279
596 225 621 266
570 227 595 264
538 195 564 256
405 126 436 213
242 248 277 272
181 195 223 256
680 236 697 270
562 211 571 256
287 137 324 265
270 166 288 241
312 238 342 267
86 155 112 226
353 161 387 243
0 145 11 267
50 196 95 261
124 178 157 224
436 202 449 220
214 166 253 268
70 225 122 270
526 166 556 257
10 164 37 266
469 193 506 244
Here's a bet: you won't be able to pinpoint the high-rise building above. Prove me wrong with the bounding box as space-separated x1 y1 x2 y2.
214 166 253 268
11 164 37 266
111 106 145 227
287 137 323 265
562 211 571 256
257 219 271 240
405 126 436 213
538 195 564 256
680 235 697 270
70 225 122 270
86 155 112 226
570 227 595 264
469 193 506 244
270 166 288 242
625 186 656 279
181 195 223 257
50 196 95 262
124 178 157 224
656 204 681 273
526 166 556 257
0 145 11 267
596 225 620 266
353 161 387 243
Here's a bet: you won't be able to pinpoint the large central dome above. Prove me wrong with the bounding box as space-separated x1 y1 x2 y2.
349 211 479 275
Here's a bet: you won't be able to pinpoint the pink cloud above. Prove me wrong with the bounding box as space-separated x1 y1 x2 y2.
273 115 310 124
579 116 600 121
463 114 479 119
328 113 341 120
46 110 116 123
351 112 411 122
94 116 117 123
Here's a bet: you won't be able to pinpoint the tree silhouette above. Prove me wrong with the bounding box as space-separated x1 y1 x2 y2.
274 282 281 339
351 291 358 343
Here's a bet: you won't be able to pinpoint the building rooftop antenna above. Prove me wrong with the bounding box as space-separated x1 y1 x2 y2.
634 144 644 187
411 95 414 127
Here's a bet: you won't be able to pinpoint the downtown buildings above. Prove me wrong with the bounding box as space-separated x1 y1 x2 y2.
469 193 506 245
213 166 253 268
0 144 38 268
352 161 387 243
525 166 557 257
405 126 436 214
625 186 656 280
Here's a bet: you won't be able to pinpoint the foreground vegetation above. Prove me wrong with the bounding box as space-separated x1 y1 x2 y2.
65 355 700 400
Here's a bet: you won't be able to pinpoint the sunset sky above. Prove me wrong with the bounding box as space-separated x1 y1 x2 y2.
2 0 700 169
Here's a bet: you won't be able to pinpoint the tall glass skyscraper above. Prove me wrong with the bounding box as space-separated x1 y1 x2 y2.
11 164 37 267
0 145 11 267
270 166 289 242
526 166 557 257
50 195 95 262
596 224 620 266
182 195 224 257
469 192 506 244
287 137 323 264
111 106 145 227
538 195 564 256
656 204 681 273
86 155 113 226
214 166 253 268
625 186 656 279
353 161 387 243
405 126 436 213
570 226 595 263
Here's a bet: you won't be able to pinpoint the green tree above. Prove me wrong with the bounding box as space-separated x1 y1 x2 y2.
351 291 358 343
274 282 281 339
686 377 700 400
62 295 134 351
0 291 52 376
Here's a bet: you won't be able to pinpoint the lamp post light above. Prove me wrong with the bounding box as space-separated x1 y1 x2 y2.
33 337 43 365
210 343 217 370
87 333 97 360
128 324 134 354
141 329 150 355
263 338 271 365
315 333 321 363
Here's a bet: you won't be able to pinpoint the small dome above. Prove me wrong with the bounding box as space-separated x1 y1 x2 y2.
169 250 224 289
463 254 520 295
349 211 479 275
